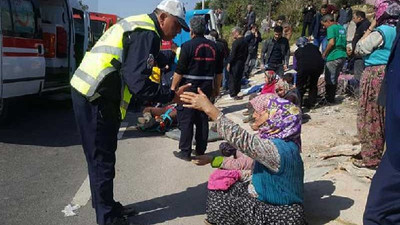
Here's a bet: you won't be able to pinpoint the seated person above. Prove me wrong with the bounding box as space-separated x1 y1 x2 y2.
244 77 299 123
261 70 279 94
276 78 301 107
242 70 278 123
180 91 306 225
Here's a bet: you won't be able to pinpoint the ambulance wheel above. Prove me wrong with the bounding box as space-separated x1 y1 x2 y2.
0 98 9 125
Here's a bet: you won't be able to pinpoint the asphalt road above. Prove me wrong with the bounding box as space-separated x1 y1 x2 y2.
0 94 215 225
0 94 89 225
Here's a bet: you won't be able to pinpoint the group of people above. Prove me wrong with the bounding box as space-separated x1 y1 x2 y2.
69 0 400 224
293 0 399 172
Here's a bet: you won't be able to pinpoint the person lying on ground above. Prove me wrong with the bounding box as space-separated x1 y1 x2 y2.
137 105 177 132
180 91 306 225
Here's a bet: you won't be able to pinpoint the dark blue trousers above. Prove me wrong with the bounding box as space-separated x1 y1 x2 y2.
363 153 400 225
72 89 123 225
364 32 400 225
177 105 209 156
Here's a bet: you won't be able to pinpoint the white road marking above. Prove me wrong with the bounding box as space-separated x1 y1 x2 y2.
71 176 91 207
65 122 130 210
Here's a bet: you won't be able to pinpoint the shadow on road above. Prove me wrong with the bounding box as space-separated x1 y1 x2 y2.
304 180 355 224
220 102 247 115
0 94 81 147
127 182 208 224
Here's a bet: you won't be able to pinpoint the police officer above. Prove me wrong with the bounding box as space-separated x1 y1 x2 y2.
70 0 190 225
170 17 223 161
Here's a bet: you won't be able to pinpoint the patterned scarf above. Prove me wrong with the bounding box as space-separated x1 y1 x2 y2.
375 0 400 26
275 79 290 94
250 94 302 149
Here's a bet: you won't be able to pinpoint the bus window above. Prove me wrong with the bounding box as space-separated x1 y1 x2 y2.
0 0 12 35
10 0 36 37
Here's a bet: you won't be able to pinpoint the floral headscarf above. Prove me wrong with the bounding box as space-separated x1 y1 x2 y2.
250 94 302 148
375 0 400 26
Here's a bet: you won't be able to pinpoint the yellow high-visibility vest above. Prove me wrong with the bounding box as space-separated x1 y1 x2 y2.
70 14 160 119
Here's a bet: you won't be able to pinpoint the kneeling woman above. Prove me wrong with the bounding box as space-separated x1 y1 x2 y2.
181 91 306 224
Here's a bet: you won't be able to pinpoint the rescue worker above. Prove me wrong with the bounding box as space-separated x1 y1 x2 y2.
70 1 190 225
170 17 224 161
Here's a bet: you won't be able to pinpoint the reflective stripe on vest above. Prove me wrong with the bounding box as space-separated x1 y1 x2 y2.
182 74 214 80
120 84 132 119
174 47 181 63
70 14 160 119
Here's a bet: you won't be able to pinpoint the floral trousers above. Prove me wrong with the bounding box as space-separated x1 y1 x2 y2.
357 65 386 167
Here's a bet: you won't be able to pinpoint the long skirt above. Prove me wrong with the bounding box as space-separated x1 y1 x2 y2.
206 182 307 225
357 65 386 167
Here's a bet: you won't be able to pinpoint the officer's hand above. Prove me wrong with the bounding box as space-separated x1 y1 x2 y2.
226 63 230 72
173 83 192 104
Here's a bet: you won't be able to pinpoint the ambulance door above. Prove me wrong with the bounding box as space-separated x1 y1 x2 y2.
39 0 72 89
0 0 45 98
72 8 88 68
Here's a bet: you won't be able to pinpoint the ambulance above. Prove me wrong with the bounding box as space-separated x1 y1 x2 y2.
0 0 90 122
89 12 118 45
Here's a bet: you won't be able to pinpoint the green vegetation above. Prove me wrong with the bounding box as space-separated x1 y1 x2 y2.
194 0 211 10
205 0 374 48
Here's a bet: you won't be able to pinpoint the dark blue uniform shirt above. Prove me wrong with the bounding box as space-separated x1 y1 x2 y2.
175 36 223 97
97 13 174 103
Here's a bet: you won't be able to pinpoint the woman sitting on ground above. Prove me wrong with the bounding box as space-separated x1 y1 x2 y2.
181 91 306 224
243 77 299 123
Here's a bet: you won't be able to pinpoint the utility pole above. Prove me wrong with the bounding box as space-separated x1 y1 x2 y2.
202 0 205 9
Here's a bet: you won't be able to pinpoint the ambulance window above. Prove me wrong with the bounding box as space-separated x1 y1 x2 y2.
0 0 13 35
10 0 36 37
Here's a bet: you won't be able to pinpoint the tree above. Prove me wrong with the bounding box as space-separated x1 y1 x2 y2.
209 0 278 26
195 0 211 9
274 0 303 25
